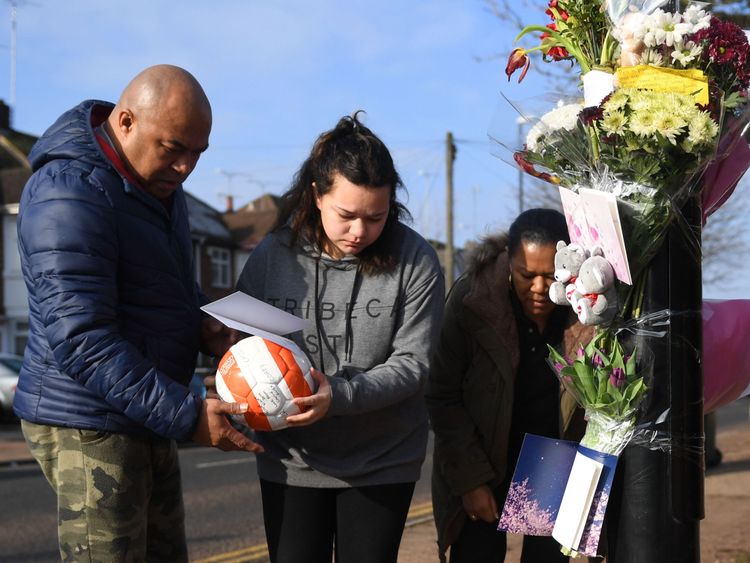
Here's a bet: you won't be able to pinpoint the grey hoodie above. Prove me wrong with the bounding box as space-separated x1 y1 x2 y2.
237 223 445 487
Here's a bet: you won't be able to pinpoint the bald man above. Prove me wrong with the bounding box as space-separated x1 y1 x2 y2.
14 65 260 562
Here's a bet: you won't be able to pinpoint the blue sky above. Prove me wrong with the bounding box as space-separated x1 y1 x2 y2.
2 0 748 298
2 0 527 244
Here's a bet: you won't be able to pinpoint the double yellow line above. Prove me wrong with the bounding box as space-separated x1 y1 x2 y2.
193 502 434 563
194 542 270 563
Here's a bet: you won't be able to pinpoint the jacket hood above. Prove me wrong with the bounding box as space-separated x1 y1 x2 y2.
458 232 519 369
465 232 510 279
279 225 363 272
461 232 513 328
28 100 112 173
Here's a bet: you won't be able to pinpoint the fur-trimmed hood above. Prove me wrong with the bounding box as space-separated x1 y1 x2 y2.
460 233 520 370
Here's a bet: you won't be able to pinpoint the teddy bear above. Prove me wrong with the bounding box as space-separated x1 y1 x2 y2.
574 247 618 326
549 241 588 309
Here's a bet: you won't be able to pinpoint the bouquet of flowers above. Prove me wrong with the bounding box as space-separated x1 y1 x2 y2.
549 330 646 455
507 1 750 284
505 0 750 338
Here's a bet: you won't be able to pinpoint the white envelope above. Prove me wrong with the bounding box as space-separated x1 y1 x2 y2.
552 451 604 551
201 291 307 348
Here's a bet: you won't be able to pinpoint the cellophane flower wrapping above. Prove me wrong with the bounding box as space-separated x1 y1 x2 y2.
549 329 648 456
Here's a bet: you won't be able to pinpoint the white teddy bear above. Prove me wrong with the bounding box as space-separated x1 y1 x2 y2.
549 241 588 309
574 247 619 326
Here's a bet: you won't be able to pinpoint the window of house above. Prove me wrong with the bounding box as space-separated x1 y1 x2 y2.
207 247 231 288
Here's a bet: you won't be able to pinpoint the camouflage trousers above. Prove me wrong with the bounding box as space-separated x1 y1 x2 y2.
22 421 188 563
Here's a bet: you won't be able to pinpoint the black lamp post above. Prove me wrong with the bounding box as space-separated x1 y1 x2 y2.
605 197 704 562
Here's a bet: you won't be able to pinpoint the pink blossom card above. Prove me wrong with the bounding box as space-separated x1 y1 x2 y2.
578 188 632 284
558 187 596 251
559 187 633 284
497 434 617 557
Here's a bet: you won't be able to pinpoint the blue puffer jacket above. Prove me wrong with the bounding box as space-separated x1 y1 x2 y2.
13 100 203 441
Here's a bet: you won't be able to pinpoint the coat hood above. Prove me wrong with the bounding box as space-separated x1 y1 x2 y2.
28 100 112 173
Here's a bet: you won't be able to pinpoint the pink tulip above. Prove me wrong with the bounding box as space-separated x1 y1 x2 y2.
610 367 626 388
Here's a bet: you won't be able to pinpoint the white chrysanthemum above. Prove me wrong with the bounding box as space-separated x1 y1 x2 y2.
640 48 665 66
629 110 658 138
525 103 583 151
604 90 630 112
682 5 711 33
666 93 699 121
627 90 657 113
671 41 703 66
526 122 549 152
687 113 719 146
601 110 628 135
653 109 687 145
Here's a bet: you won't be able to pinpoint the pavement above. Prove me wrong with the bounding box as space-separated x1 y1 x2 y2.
3 398 749 562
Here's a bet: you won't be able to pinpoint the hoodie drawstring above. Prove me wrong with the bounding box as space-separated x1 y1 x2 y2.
314 258 361 374
314 257 325 373
344 264 361 363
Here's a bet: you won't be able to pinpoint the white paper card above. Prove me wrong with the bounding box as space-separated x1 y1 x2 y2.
552 452 604 550
201 291 307 347
578 188 632 284
559 186 633 284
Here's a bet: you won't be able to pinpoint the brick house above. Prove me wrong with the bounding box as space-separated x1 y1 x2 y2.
221 193 282 278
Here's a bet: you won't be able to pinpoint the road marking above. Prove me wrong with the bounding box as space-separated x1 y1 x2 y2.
193 542 269 562
191 502 435 562
196 458 256 469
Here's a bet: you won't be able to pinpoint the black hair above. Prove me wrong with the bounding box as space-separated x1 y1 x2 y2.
274 112 411 274
508 208 569 257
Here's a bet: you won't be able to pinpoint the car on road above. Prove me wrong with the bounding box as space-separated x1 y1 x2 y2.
0 353 23 421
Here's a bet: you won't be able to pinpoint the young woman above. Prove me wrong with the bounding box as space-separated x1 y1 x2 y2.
426 208 593 563
236 113 444 563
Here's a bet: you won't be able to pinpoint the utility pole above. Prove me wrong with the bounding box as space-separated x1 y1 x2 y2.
9 1 16 111
445 132 456 290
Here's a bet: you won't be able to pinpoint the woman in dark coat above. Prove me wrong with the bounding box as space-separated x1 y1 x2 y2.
426 208 593 563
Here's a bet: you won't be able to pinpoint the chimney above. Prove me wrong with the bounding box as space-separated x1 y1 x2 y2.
0 100 10 129
225 194 234 213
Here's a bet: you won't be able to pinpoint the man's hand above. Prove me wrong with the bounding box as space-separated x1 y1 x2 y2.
285 368 332 427
201 317 241 358
192 398 263 453
461 484 498 523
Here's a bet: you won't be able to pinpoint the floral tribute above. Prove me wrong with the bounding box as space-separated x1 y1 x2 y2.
548 330 645 455
502 0 750 557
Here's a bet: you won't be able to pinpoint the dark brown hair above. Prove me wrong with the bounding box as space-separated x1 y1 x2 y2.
274 112 411 274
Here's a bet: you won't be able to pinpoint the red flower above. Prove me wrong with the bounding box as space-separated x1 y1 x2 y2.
546 0 569 21
541 24 569 61
580 106 603 125
692 16 750 90
513 152 560 185
506 48 530 83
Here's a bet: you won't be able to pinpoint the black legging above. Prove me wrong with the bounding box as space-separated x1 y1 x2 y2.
260 479 415 563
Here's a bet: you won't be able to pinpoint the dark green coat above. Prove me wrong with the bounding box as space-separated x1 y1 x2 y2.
425 234 592 561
